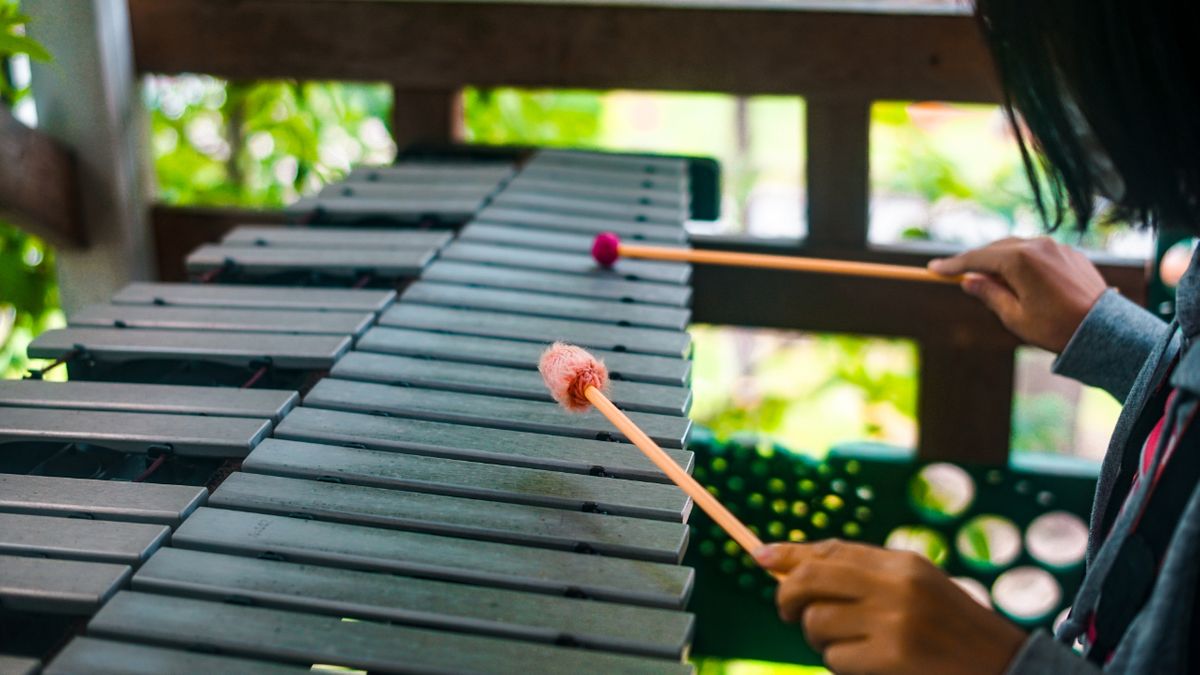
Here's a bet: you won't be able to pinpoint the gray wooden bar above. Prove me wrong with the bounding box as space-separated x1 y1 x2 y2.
379 305 692 357
244 436 690 519
459 221 688 255
504 177 687 208
318 182 495 201
348 163 512 184
171 508 694 608
0 474 205 527
0 380 297 422
210 472 686 563
490 191 684 224
0 513 169 565
331 351 690 416
476 206 688 243
88 592 693 674
221 224 454 250
534 149 688 175
356 327 691 386
0 407 271 458
303 378 691 448
0 554 130 614
28 327 351 370
288 195 483 222
70 303 374 338
0 655 39 675
422 260 692 307
440 241 692 284
402 281 692 330
46 638 310 675
113 282 396 312
520 164 688 194
133 548 694 659
185 243 435 278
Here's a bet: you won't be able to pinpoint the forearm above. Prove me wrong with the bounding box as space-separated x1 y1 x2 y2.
1053 289 1170 402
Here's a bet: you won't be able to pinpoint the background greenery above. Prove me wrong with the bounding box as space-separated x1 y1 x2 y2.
1 0 62 379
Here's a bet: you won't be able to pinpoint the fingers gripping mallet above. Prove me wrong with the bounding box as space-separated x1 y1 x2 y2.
592 232 963 284
539 342 785 581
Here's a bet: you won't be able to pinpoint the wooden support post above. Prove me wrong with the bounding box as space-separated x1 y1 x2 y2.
805 96 872 250
391 87 460 150
25 0 151 315
917 342 1015 465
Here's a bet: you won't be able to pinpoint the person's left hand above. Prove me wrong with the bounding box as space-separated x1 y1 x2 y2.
755 540 1027 675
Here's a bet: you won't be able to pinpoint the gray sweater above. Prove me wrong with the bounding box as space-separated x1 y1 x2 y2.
1006 261 1200 673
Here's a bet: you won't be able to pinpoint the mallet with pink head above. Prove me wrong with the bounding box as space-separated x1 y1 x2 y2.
539 341 783 579
591 231 962 284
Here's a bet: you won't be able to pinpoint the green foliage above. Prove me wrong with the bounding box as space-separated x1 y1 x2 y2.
871 101 1142 254
690 326 919 457
146 76 394 207
2 1 61 379
0 0 48 101
462 87 603 148
0 228 62 378
1011 392 1075 454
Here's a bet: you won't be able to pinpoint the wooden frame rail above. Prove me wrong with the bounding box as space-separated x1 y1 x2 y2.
0 105 85 248
128 0 1149 465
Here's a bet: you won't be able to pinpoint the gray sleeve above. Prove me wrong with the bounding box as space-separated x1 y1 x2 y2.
1052 289 1169 402
1005 631 1099 675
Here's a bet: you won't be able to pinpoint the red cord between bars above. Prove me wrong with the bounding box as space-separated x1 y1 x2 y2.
241 364 268 389
132 454 167 483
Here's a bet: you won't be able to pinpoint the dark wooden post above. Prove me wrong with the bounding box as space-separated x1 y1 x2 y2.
390 87 461 148
804 96 871 250
917 342 1016 465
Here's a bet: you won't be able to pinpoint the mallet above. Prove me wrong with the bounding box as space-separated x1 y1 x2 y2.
592 232 962 284
539 342 784 580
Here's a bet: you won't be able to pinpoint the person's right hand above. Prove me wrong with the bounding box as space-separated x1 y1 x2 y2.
928 237 1108 353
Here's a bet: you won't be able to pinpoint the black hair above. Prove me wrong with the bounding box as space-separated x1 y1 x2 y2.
974 1 1200 232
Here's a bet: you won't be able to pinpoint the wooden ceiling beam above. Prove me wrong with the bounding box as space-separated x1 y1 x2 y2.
128 0 1000 102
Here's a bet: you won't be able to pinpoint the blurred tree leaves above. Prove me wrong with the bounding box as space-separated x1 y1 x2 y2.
463 87 602 148
2 0 62 378
146 76 395 207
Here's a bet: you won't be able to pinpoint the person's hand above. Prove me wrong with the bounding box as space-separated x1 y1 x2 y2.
928 237 1108 353
755 540 1027 675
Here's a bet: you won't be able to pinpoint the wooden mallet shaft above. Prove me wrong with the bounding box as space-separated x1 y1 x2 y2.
583 385 786 582
593 233 962 284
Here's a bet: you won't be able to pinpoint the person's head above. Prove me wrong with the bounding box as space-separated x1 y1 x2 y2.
974 1 1200 232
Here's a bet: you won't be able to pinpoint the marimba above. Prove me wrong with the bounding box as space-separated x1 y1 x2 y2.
2 149 702 673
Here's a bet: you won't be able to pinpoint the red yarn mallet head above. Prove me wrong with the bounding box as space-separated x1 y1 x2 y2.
539 342 610 412
591 232 621 268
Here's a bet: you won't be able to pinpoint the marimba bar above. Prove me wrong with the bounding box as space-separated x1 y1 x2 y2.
441 239 692 283
5 149 707 673
356 326 693 385
288 160 512 225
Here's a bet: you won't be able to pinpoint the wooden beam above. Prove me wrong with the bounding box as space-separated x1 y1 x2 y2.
0 105 85 249
805 96 870 249
128 0 1000 102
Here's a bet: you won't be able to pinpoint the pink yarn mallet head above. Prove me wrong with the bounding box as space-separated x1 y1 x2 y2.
591 232 621 268
539 342 610 412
